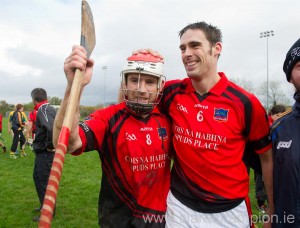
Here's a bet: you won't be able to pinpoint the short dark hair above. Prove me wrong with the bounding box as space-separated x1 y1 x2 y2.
270 105 286 115
31 88 47 102
179 21 222 46
16 103 24 111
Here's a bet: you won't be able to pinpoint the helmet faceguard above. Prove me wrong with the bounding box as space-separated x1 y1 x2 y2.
120 53 165 115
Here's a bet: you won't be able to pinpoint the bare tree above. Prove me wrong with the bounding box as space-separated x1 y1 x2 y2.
257 80 290 109
230 77 255 93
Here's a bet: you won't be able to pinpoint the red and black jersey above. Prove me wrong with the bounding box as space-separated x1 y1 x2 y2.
76 102 172 227
0 114 2 132
161 73 271 213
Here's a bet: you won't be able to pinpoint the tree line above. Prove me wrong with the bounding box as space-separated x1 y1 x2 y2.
0 96 105 118
0 79 292 117
230 79 292 110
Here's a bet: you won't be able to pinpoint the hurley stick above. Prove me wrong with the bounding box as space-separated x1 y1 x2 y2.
38 1 95 227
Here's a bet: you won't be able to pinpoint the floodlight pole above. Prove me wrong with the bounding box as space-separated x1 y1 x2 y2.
260 30 274 111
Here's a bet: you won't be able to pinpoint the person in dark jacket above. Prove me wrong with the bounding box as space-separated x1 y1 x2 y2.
271 38 300 227
31 88 57 222
10 104 27 159
255 104 287 214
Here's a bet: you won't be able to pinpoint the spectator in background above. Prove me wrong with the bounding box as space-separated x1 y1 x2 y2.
8 106 29 155
271 38 300 227
8 108 15 138
8 106 28 138
0 113 7 153
31 88 57 222
0 113 2 133
269 105 287 124
255 104 287 214
10 104 27 159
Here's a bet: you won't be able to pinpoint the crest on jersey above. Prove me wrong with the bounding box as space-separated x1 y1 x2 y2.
213 108 229 122
157 127 168 141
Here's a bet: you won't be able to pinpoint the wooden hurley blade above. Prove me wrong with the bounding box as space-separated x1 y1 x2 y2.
38 1 96 227
81 0 96 58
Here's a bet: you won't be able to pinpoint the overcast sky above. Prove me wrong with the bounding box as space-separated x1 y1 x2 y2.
1 0 299 106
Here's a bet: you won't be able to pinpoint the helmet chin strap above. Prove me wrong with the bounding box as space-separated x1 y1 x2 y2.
122 88 161 115
126 101 154 115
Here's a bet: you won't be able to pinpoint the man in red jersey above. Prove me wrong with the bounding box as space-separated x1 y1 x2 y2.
53 46 172 228
0 113 2 133
135 21 273 228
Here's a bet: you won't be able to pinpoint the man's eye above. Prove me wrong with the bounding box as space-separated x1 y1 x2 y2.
130 79 138 83
146 80 156 84
192 43 200 48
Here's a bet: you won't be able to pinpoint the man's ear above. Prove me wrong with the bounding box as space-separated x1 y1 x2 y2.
214 42 222 57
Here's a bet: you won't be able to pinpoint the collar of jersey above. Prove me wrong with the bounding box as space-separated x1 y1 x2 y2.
36 100 49 110
185 72 229 96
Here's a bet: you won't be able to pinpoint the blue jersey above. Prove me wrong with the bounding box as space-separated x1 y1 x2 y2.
271 92 300 227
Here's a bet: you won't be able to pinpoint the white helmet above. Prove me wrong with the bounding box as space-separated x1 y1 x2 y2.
120 53 165 115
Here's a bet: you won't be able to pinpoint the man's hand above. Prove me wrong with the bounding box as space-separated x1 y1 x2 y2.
64 45 95 88
132 49 164 61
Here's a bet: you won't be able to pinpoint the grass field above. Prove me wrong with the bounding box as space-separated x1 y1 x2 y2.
0 117 264 227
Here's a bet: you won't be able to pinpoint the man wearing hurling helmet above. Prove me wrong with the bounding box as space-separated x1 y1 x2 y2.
53 45 172 228
121 53 165 116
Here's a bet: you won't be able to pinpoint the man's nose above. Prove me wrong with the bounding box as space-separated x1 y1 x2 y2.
138 80 147 92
